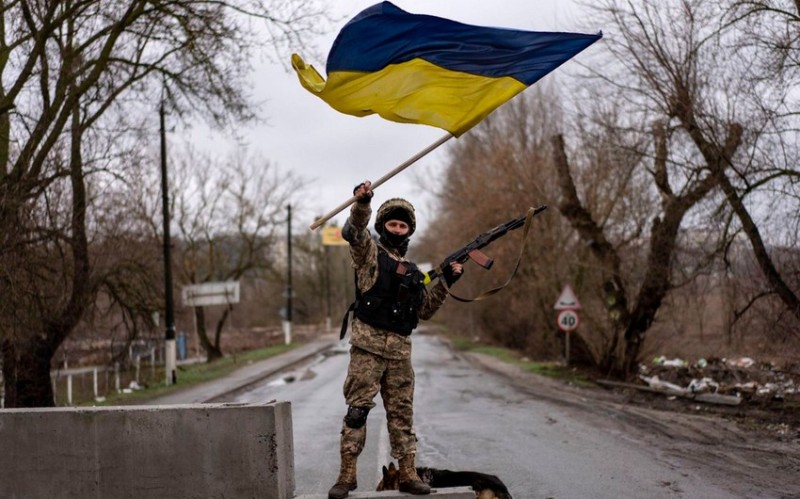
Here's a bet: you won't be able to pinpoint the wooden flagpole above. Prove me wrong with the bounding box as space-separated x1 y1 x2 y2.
309 132 454 230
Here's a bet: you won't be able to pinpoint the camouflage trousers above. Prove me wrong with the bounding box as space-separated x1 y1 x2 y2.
339 346 417 459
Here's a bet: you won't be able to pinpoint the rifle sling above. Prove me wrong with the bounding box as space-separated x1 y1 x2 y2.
440 206 536 303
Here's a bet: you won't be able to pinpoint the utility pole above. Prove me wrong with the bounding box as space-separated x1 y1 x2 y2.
160 101 177 385
325 244 332 332
283 204 293 345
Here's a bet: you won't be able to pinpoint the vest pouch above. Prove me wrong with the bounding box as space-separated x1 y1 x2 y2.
361 296 382 311
390 303 403 320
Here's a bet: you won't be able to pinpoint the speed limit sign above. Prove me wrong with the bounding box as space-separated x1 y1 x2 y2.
557 309 580 332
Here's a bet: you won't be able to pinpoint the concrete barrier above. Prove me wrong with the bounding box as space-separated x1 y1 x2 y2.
0 402 294 499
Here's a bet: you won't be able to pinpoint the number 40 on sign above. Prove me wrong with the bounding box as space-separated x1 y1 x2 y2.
557 309 580 332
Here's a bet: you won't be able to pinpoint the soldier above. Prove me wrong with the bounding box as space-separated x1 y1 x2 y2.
328 180 463 499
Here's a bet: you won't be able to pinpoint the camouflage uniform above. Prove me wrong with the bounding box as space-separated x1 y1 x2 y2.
339 198 449 459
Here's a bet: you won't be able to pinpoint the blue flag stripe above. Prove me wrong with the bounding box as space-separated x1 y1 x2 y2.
326 2 602 85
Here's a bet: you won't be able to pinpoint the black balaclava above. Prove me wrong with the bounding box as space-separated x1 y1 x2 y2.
374 198 416 256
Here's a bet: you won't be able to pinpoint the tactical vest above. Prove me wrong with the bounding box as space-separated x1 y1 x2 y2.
353 248 426 336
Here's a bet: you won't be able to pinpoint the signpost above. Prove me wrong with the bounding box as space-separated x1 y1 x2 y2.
285 204 292 345
182 281 240 359
554 285 581 366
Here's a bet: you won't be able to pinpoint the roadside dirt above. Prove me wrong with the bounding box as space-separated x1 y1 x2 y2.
462 351 800 498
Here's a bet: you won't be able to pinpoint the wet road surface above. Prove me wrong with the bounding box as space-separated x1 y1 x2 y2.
219 333 769 498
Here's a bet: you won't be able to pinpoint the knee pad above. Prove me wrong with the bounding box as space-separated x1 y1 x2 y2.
344 405 370 429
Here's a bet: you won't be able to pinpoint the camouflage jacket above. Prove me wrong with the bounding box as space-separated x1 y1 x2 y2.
342 200 449 360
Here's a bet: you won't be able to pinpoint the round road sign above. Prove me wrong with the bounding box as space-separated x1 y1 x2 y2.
557 309 580 332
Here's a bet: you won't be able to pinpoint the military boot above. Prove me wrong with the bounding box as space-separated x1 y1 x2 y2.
327 452 358 499
398 454 431 495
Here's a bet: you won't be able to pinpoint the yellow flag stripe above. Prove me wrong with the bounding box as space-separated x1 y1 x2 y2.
293 55 527 137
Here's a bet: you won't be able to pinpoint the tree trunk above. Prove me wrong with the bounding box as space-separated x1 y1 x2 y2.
0 339 17 406
1 336 56 408
714 170 800 321
213 306 232 358
622 211 682 374
194 306 222 362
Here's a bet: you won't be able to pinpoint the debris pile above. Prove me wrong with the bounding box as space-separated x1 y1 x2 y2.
597 356 800 439
639 356 799 404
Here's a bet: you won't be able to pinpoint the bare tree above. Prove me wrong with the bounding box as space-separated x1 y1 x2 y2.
548 0 750 374
724 1 800 85
415 0 800 377
547 0 800 374
716 0 800 321
422 0 798 375
0 0 329 407
166 147 299 361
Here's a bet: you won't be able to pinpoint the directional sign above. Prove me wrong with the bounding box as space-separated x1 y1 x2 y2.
182 281 240 307
554 285 581 310
557 309 580 332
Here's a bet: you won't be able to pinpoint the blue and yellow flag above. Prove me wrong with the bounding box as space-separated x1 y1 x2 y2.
292 2 601 137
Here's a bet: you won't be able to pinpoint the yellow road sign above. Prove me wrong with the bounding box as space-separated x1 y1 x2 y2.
321 226 348 246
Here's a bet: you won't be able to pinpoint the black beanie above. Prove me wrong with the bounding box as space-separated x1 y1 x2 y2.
384 207 413 226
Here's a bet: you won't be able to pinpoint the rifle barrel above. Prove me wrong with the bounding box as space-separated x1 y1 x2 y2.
495 205 547 232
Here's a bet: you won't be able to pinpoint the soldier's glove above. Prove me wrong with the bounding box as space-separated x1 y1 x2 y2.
353 182 373 203
442 263 463 287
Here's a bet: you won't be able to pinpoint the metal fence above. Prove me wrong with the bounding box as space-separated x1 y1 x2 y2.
51 347 162 406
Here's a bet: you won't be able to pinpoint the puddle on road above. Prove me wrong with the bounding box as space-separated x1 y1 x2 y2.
267 377 290 387
299 368 317 381
266 368 317 387
322 348 349 358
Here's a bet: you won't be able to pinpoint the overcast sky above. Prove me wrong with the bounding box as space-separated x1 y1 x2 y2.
184 0 590 235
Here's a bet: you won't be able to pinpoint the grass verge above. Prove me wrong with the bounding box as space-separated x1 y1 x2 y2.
449 336 593 386
85 343 299 406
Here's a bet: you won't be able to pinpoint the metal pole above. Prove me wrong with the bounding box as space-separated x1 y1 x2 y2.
160 101 177 385
325 245 331 332
309 133 453 230
283 204 293 344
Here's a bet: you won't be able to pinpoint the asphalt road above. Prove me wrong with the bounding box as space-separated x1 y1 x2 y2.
212 333 773 498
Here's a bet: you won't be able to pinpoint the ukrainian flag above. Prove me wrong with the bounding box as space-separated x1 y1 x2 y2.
292 2 601 137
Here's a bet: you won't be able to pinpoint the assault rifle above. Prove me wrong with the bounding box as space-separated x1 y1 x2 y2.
424 205 547 285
